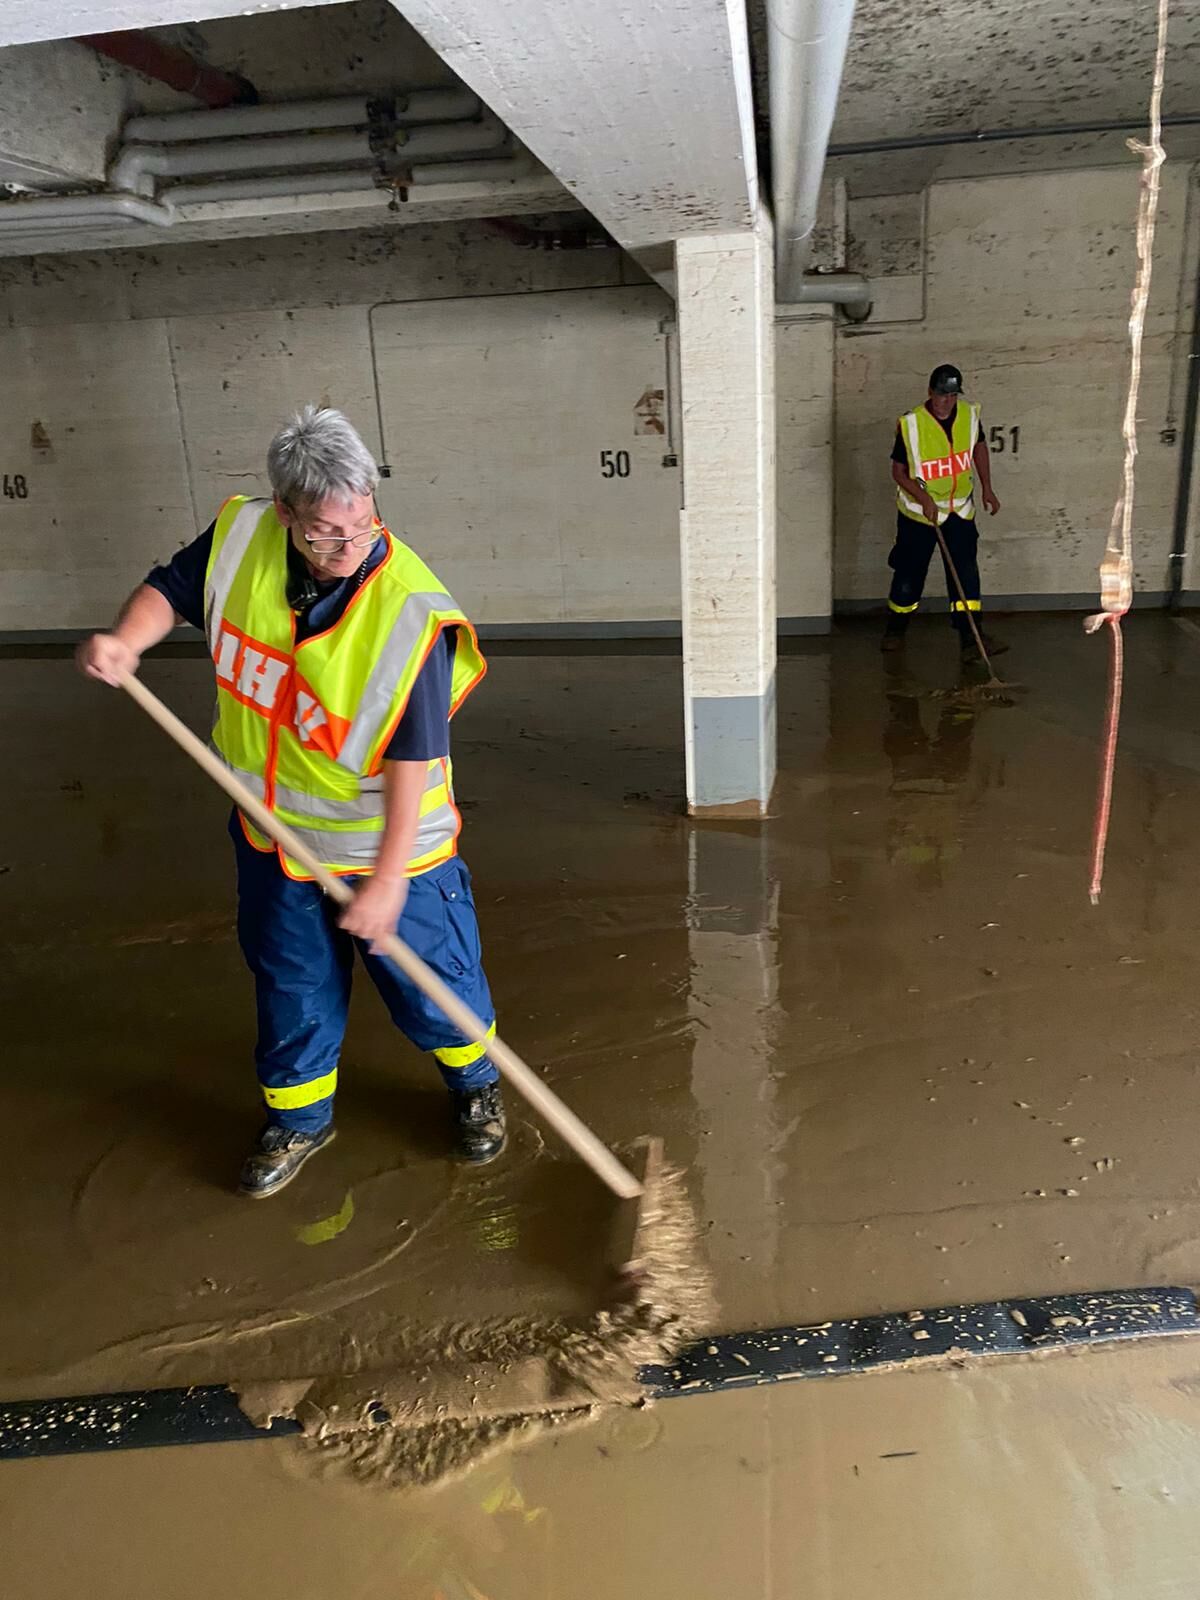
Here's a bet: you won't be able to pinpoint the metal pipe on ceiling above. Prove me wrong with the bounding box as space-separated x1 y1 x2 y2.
110 116 509 196
78 30 255 108
777 272 871 317
829 113 1200 158
122 88 480 145
409 154 532 186
0 192 171 229
166 171 380 206
767 0 858 303
164 156 538 211
110 131 373 195
0 156 544 251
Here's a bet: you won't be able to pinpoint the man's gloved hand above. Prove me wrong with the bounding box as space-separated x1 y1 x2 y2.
76 632 141 687
339 873 409 948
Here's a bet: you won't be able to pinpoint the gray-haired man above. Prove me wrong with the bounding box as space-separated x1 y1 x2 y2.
77 406 505 1196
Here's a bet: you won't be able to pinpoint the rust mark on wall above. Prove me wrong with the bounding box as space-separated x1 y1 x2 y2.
635 387 665 435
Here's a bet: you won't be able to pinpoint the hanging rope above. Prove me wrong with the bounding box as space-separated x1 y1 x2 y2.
1085 0 1170 904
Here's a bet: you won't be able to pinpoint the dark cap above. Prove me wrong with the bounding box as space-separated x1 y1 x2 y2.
929 364 964 395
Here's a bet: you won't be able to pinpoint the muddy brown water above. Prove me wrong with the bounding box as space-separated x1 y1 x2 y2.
4 616 1200 1585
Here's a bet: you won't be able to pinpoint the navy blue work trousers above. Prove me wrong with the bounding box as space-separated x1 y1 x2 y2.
231 816 498 1133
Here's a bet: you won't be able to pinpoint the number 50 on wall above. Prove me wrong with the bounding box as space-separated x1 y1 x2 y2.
599 449 631 479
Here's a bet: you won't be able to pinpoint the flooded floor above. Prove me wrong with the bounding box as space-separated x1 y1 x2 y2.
4 614 1200 1590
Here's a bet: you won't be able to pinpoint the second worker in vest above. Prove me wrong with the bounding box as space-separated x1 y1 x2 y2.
76 406 505 1198
884 363 1007 660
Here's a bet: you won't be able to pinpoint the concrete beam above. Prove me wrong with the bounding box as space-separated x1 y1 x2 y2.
0 40 129 185
0 0 350 49
390 0 757 252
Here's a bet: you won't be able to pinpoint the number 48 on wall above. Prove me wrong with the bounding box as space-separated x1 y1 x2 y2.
988 427 1020 455
3 474 29 499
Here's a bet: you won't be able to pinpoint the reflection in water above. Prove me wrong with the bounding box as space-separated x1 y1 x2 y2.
394 1454 551 1599
294 1190 356 1246
881 661 991 887
471 1203 521 1255
685 827 784 1319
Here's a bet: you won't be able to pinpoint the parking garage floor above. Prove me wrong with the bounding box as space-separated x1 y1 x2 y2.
4 614 1200 1595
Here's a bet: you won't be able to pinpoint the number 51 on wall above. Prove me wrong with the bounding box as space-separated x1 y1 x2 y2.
988 426 1020 455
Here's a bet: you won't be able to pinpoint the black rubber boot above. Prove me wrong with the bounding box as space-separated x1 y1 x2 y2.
450 1083 507 1164
881 622 908 654
238 1122 336 1198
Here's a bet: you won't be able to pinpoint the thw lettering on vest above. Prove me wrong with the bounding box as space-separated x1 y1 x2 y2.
214 622 343 754
922 449 973 480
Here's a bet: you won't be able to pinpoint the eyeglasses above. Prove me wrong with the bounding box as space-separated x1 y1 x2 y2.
287 503 381 556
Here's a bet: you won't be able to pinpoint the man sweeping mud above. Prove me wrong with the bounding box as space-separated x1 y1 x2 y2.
76 405 505 1196
883 363 1007 661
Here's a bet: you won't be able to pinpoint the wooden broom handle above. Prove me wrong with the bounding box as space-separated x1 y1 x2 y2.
119 671 642 1201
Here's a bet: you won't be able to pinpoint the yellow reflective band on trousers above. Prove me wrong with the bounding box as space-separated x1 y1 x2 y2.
203 496 486 880
435 1021 497 1069
262 1065 338 1109
950 599 982 612
888 598 920 614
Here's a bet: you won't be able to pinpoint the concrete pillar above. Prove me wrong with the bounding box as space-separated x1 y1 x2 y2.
677 215 776 815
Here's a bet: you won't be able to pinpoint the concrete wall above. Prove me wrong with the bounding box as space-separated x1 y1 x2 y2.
0 219 830 633
827 160 1198 609
0 156 1195 633
0 224 685 633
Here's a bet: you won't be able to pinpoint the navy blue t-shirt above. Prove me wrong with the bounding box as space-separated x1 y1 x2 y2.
145 523 454 761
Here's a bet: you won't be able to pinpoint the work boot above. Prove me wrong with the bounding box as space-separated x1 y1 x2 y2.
450 1083 507 1164
881 627 906 654
238 1122 336 1198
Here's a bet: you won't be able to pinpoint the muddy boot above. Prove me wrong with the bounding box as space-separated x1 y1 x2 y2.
238 1122 336 1198
450 1083 507 1164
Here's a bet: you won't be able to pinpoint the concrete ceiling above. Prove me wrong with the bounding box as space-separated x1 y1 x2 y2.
0 0 348 48
4 0 1199 258
391 0 758 251
748 0 1200 193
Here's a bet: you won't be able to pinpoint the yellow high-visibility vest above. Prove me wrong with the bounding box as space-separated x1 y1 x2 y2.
896 402 980 525
203 495 485 880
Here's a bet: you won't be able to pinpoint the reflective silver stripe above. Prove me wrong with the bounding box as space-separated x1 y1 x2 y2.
205 499 270 647
412 796 458 862
337 591 455 774
276 811 454 866
211 751 267 801
897 489 975 525
902 410 922 480
273 778 384 823
271 764 452 867
273 757 443 824
282 824 383 867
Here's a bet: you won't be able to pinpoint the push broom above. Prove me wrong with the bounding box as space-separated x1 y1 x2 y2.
118 670 655 1220
932 516 1022 703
